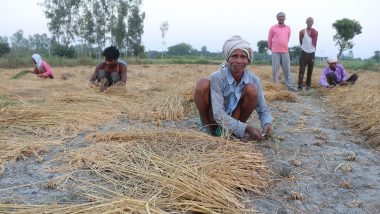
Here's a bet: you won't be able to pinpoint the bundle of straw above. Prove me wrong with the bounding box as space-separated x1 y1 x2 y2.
324 83 380 149
40 130 269 213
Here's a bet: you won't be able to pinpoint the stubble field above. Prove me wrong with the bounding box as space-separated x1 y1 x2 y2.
0 64 379 213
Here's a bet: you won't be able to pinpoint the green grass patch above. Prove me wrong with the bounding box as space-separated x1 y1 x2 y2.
10 70 30 80
340 60 380 71
28 99 46 105
0 96 22 108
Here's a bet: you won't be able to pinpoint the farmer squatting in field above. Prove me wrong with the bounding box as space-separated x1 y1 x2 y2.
31 54 54 79
89 46 127 92
319 57 358 88
194 35 273 141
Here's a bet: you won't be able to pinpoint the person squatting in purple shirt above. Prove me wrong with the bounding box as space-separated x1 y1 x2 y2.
319 57 358 88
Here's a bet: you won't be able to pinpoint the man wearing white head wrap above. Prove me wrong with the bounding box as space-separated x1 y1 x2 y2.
222 35 254 63
268 12 296 91
31 54 54 79
319 57 358 88
32 54 43 68
326 57 337 64
194 35 272 141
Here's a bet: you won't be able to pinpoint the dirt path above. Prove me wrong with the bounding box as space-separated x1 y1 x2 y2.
1 90 380 213
247 92 380 214
151 90 380 213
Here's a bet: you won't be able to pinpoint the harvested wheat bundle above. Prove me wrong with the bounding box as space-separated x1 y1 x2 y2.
126 86 195 122
51 92 115 104
1 108 99 138
87 130 222 146
0 139 62 164
264 90 297 102
150 95 186 120
103 82 127 95
263 82 297 102
1 91 129 139
262 81 284 91
60 72 77 80
180 85 196 103
0 196 174 214
1 67 135 141
43 130 269 213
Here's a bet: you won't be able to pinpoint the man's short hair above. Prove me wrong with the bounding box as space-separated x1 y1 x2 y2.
103 46 120 60
276 12 286 18
306 17 314 22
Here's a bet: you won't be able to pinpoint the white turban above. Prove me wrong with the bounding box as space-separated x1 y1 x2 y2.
32 54 43 68
327 57 338 64
222 35 253 63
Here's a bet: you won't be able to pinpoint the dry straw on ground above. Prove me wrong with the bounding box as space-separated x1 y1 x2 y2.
323 72 380 150
5 130 269 213
0 65 297 143
0 65 271 213
0 65 201 141
1 64 379 213
263 82 297 102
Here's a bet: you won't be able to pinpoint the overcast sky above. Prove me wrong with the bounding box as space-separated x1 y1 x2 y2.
1 0 379 59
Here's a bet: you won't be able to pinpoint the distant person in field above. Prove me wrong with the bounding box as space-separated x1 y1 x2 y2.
298 17 318 91
194 35 273 141
31 54 54 79
89 46 127 92
268 12 296 91
319 57 358 88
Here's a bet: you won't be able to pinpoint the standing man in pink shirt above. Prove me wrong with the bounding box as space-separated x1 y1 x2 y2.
298 17 318 91
268 12 296 91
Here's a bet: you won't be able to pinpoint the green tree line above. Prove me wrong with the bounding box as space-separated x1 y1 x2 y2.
41 0 145 57
1 0 145 59
1 16 379 69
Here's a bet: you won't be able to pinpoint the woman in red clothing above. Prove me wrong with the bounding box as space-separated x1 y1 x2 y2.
31 54 54 79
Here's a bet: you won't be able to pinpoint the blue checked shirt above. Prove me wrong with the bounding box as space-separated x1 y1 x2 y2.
210 64 272 138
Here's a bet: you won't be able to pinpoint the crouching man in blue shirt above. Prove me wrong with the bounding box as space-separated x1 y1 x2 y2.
194 35 273 141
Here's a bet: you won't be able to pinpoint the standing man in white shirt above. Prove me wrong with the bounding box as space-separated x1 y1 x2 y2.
298 17 318 91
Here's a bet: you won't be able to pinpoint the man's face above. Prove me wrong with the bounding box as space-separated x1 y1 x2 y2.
277 15 286 24
105 58 117 68
227 49 249 82
306 18 314 28
329 62 337 71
